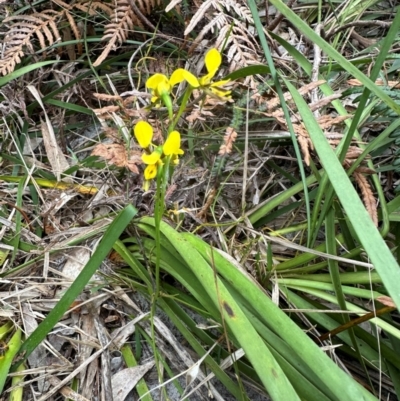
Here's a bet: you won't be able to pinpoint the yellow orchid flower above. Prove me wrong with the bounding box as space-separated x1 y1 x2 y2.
169 48 231 99
145 73 174 117
163 131 184 156
141 149 162 190
146 73 171 103
133 121 185 189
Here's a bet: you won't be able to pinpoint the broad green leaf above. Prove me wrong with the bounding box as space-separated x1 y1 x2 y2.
140 217 301 401
183 232 376 401
225 65 270 80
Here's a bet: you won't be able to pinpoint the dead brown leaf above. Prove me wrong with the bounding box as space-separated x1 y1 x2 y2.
91 143 142 174
347 79 400 88
377 296 396 308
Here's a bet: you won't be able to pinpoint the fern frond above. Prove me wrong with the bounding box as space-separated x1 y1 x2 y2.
92 0 162 67
222 0 253 23
220 26 258 71
219 127 237 155
0 11 63 75
185 0 218 36
64 10 82 55
73 2 114 16
186 0 258 82
166 0 183 13
92 1 138 67
51 0 72 10
188 13 227 52
353 171 378 227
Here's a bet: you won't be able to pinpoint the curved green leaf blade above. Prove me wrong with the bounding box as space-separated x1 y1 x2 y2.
141 217 300 401
0 61 61 87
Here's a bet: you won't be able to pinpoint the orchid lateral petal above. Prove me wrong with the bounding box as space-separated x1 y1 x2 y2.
199 72 214 86
210 87 232 98
211 79 231 87
163 131 184 156
142 150 161 165
181 70 200 88
170 69 186 87
134 121 153 148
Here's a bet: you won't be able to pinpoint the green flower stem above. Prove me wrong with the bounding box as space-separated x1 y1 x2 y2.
170 87 192 131
161 93 173 121
149 157 171 400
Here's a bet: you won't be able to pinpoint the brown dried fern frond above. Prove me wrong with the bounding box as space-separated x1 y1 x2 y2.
184 0 219 37
92 0 162 67
92 0 138 67
0 1 98 75
216 24 259 72
0 10 63 75
74 1 114 16
254 80 353 166
219 127 238 155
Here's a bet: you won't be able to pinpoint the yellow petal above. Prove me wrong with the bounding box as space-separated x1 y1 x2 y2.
170 69 186 87
144 164 157 180
142 150 161 164
210 87 231 98
146 73 169 90
163 131 184 156
134 121 153 148
204 48 221 77
171 155 180 165
170 68 200 88
199 72 213 86
182 70 200 88
211 78 230 87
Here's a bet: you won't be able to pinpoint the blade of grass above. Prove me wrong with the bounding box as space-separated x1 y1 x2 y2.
247 0 312 246
0 328 22 394
285 79 400 311
121 344 153 401
268 0 400 114
183 232 377 401
0 61 61 87
325 208 368 377
141 217 301 401
10 204 138 370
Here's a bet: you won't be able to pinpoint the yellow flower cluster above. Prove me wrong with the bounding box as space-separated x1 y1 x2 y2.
133 48 230 190
146 48 231 105
134 121 184 190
